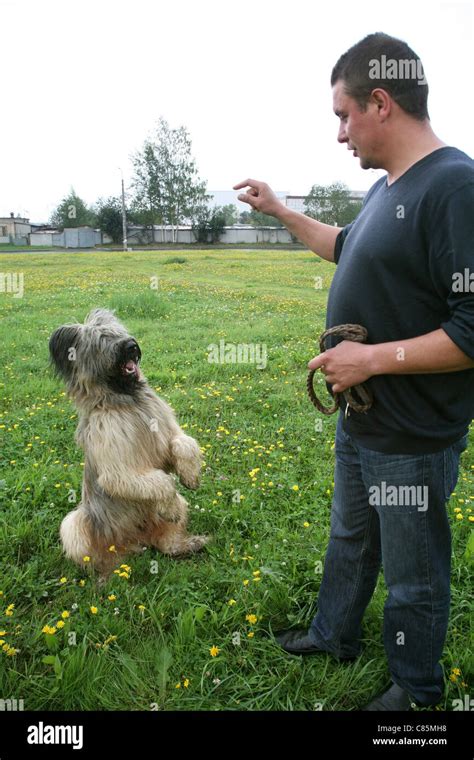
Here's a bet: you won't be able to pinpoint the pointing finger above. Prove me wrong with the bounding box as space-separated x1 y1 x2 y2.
233 178 261 191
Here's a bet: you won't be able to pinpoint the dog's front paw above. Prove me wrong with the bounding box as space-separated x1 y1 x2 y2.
179 468 201 491
171 435 202 490
160 492 187 524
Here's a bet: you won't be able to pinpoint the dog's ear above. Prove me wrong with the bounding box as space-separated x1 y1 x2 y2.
49 325 81 379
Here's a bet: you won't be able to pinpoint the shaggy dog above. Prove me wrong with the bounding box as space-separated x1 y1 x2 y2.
49 308 208 575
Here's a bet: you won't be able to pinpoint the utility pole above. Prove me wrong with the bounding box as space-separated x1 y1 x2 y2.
119 168 128 251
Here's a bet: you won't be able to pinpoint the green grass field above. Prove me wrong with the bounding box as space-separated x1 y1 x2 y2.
0 249 472 710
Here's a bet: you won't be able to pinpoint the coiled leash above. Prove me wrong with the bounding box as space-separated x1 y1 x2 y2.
307 324 374 418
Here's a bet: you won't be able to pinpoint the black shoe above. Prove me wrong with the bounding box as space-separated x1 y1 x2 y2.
274 629 327 656
362 682 415 711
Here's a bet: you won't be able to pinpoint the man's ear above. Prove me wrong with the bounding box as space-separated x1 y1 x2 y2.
370 88 391 120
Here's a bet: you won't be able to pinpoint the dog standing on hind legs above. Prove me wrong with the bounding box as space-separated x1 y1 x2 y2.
49 308 209 576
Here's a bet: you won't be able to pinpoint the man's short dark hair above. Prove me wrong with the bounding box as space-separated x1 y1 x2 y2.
331 32 429 121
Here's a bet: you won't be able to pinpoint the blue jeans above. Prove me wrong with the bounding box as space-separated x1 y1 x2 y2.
309 412 468 706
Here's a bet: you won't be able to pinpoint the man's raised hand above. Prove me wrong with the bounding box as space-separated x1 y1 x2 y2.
233 178 284 218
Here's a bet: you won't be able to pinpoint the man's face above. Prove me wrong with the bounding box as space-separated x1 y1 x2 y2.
332 80 383 170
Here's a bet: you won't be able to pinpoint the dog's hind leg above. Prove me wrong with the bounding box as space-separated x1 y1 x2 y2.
147 520 209 557
60 506 134 577
60 506 92 565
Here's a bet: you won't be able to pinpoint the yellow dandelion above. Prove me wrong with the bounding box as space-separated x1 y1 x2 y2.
243 579 249 586
79 580 86 587
246 614 258 624
56 620 65 629
61 611 70 619
452 668 461 676
456 513 463 520
59 577 67 584
209 645 220 657
247 632 255 638
82 556 91 563
90 606 98 615
138 604 146 612
175 682 181 689
183 679 190 688
292 485 299 491
108 594 116 602
227 599 236 606
108 545 117 553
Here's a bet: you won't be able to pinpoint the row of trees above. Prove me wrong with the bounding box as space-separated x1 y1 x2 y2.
49 117 362 243
49 190 281 244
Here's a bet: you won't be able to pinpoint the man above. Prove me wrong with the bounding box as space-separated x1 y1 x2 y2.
234 32 474 711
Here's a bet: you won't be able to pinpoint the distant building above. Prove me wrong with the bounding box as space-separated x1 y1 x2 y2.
208 190 289 214
0 213 31 245
30 226 103 248
208 189 366 218
285 190 367 214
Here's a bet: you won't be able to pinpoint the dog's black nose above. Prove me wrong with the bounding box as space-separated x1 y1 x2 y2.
124 338 141 360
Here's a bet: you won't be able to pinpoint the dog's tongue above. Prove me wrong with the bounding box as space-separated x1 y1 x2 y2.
125 360 138 376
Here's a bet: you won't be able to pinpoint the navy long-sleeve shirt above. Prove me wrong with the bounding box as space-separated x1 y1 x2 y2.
326 146 474 454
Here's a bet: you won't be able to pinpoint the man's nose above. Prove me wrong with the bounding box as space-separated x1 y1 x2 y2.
337 124 348 143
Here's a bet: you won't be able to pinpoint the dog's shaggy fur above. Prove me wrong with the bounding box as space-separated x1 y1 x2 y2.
49 308 208 575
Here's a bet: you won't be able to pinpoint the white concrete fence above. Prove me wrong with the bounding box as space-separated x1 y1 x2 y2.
29 225 296 248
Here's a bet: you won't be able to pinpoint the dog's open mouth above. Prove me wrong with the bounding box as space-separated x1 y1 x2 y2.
122 358 140 377
120 340 142 380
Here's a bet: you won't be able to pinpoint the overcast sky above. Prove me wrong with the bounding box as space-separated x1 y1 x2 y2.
2 0 473 222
